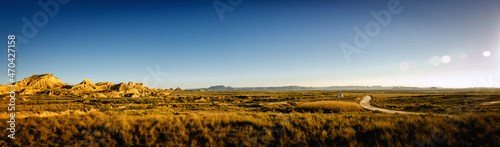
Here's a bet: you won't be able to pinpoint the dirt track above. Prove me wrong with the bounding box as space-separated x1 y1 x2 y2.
481 101 500 106
359 95 423 115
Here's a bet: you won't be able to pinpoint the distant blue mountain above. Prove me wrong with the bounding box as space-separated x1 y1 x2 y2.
191 85 433 91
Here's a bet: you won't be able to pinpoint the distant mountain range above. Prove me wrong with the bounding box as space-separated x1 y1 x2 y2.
192 85 440 91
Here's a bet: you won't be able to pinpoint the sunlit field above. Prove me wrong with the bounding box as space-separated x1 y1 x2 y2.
296 101 364 113
1 89 499 146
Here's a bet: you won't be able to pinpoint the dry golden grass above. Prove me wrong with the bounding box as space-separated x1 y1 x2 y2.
1 111 499 146
1 90 499 146
296 101 363 113
370 93 500 113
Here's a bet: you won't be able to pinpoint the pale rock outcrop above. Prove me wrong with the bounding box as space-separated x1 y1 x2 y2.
15 74 66 89
71 78 97 91
11 74 174 98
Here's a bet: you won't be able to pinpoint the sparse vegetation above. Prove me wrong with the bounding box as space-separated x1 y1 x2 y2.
1 111 498 146
296 101 364 113
371 92 500 114
0 89 499 146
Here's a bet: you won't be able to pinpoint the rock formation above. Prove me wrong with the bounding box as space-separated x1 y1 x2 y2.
71 78 97 91
111 83 129 92
16 74 66 89
0 74 174 98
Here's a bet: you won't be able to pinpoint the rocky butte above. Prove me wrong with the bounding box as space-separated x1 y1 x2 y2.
0 74 173 98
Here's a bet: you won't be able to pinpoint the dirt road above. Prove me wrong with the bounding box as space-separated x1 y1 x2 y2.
481 101 500 106
359 95 423 115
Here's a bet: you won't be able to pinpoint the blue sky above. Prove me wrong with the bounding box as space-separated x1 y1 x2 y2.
1 0 499 88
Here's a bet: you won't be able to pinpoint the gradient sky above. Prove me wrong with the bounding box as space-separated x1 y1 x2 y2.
1 0 499 89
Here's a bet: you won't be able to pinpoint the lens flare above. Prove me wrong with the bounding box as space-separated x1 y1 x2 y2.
400 62 409 71
429 56 441 66
483 51 491 57
441 55 451 64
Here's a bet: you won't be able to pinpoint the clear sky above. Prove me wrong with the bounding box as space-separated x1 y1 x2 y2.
1 0 499 89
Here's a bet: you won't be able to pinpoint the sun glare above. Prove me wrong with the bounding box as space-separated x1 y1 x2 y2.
441 55 451 64
483 51 491 57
